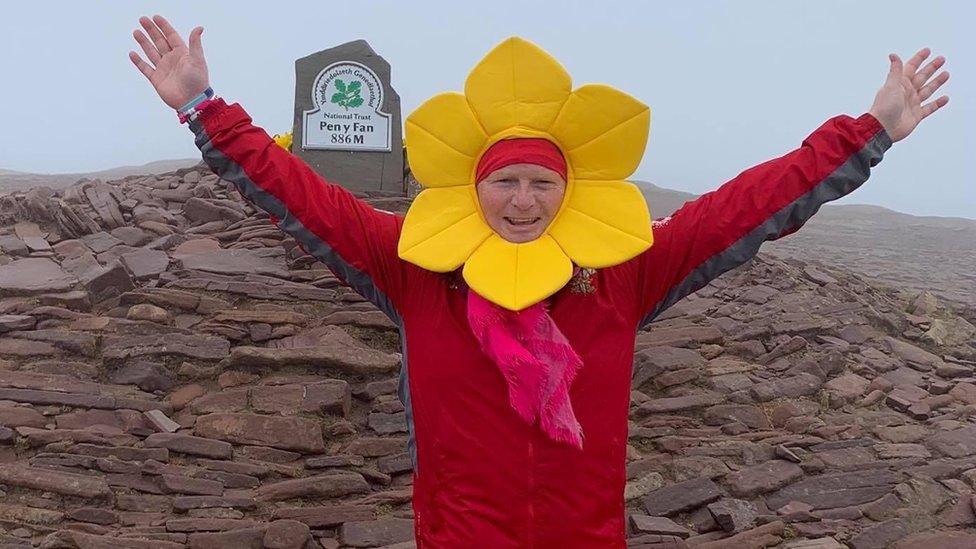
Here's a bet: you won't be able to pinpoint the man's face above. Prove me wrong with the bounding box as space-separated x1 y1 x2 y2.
476 163 567 243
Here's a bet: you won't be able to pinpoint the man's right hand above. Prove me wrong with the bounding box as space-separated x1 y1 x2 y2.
129 15 209 110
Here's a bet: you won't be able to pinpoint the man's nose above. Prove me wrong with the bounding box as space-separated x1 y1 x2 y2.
511 182 534 209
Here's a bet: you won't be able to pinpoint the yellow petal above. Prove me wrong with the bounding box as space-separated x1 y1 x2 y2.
405 92 487 188
463 234 573 311
548 85 650 180
549 180 653 268
398 187 493 272
465 37 572 136
551 84 650 154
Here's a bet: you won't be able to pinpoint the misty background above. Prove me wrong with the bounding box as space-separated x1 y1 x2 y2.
1 1 971 218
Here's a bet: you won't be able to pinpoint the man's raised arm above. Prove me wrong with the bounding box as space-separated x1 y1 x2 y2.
635 48 950 328
129 15 409 320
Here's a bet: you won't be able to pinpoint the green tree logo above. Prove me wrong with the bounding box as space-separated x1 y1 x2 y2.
331 79 364 110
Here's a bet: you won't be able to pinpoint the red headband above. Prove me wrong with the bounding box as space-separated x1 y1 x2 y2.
475 138 567 183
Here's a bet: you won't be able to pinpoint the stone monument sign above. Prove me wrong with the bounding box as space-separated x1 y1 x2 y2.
293 40 404 195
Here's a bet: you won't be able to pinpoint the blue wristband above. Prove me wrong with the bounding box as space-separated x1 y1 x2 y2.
177 87 215 113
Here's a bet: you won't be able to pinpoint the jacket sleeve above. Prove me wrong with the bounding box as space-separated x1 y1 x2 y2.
636 112 892 328
188 99 407 321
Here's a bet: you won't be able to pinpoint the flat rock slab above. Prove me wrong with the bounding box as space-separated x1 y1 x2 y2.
121 287 231 314
166 517 261 532
637 392 724 415
849 518 910 549
272 504 376 528
629 515 692 538
928 426 976 458
0 257 78 296
643 477 723 516
214 309 309 325
636 326 724 348
7 328 98 357
340 517 415 548
0 403 47 428
254 471 369 502
160 474 224 496
0 464 112 499
824 373 870 400
0 314 35 332
195 412 326 453
228 326 399 375
750 373 823 402
0 502 64 525
0 234 28 256
44 530 183 549
884 336 944 370
103 333 230 361
702 404 771 430
182 197 246 224
949 382 976 405
80 231 124 254
178 247 290 278
145 432 233 459
251 380 350 416
120 248 170 279
892 531 976 549
173 496 258 511
0 387 165 413
766 469 898 511
727 460 804 498
344 436 408 458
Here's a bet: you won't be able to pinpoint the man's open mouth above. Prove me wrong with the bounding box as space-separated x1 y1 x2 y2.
504 217 541 227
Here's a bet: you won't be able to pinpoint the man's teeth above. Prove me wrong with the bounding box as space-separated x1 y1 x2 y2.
506 217 539 226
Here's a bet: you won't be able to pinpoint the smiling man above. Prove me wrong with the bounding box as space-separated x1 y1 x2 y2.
475 139 569 243
129 14 949 548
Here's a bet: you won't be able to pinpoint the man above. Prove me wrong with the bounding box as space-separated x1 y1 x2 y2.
130 14 948 547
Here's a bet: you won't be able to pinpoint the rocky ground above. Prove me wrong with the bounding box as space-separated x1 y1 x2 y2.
0 166 974 548
0 160 197 196
763 204 976 314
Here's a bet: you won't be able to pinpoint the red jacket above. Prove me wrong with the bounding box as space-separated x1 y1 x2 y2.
190 100 891 547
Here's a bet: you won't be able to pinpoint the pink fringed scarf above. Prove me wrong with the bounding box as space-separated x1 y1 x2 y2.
466 290 584 449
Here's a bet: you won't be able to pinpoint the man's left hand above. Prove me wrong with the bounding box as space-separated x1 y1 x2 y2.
869 48 950 143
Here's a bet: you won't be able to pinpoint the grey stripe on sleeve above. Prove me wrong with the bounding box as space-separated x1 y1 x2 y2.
639 128 892 329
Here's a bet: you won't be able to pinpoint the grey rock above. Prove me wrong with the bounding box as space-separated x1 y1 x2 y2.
707 498 759 532
0 257 78 296
727 460 804 497
110 360 175 392
643 477 723 516
750 373 823 401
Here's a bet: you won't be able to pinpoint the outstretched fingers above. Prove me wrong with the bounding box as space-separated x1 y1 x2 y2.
139 16 171 56
129 51 155 82
921 95 949 120
153 14 187 51
918 71 950 102
903 47 931 76
912 55 945 89
133 29 161 66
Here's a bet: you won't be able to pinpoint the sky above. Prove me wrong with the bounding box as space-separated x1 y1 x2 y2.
1 1 972 219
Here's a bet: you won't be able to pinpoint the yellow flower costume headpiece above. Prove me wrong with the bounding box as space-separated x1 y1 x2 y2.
399 37 653 310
